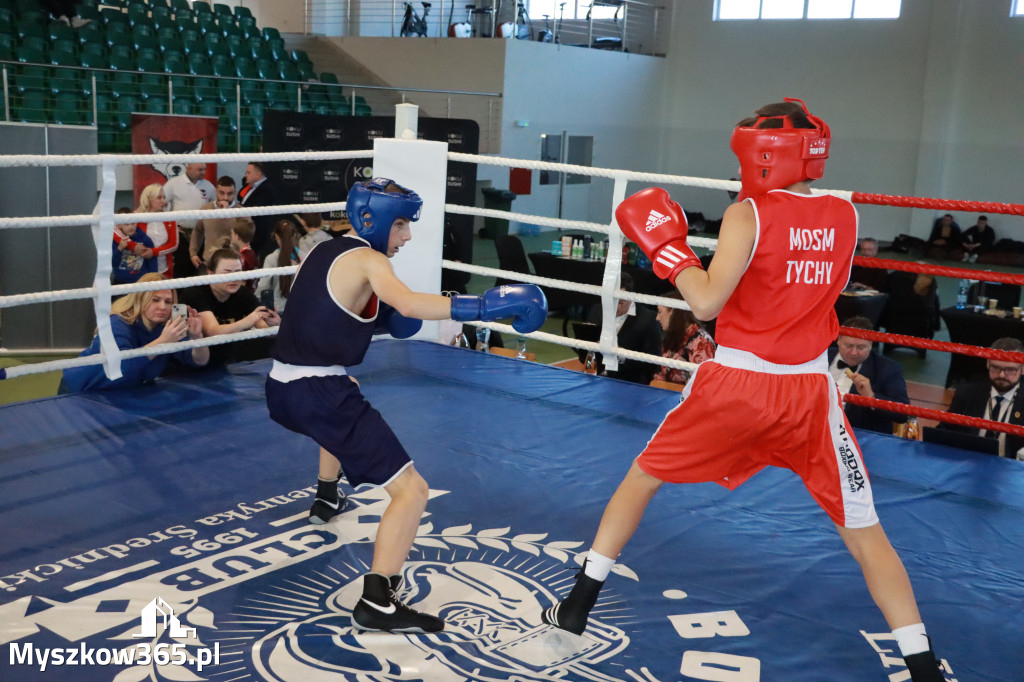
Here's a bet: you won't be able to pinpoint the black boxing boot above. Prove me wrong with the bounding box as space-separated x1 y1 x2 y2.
904 644 946 682
541 562 603 635
309 475 347 525
351 573 444 633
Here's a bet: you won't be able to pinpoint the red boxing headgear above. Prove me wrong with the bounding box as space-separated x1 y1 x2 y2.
729 97 831 202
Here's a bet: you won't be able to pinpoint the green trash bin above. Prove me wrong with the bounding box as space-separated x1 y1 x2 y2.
481 188 517 239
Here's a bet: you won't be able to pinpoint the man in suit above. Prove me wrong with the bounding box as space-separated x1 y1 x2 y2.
848 237 889 292
238 162 279 261
827 316 910 434
587 272 663 385
941 337 1024 459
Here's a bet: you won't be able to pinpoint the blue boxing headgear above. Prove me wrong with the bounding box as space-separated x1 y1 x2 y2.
345 178 423 254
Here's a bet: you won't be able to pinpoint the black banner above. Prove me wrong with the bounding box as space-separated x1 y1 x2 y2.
262 110 478 290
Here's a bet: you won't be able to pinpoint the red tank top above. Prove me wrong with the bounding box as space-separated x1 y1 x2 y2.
714 190 858 365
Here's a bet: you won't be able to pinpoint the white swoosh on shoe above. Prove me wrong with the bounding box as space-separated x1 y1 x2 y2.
360 598 396 615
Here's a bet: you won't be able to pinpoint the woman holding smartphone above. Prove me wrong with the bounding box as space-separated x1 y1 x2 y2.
60 273 209 393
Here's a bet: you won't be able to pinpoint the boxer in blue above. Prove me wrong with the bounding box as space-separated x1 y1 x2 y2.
266 178 547 633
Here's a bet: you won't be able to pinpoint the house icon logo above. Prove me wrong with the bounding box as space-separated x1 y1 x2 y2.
134 598 195 638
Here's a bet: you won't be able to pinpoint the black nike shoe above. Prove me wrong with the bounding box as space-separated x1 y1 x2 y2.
541 567 604 635
308 493 347 525
351 573 444 633
904 641 946 682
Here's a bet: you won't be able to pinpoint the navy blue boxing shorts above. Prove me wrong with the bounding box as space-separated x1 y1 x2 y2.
266 373 412 488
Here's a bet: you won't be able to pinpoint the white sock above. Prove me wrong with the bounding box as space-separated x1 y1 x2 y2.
893 623 930 657
583 549 615 582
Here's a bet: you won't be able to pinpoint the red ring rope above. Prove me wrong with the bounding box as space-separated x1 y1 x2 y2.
850 191 1024 217
853 256 1024 287
837 327 1024 364
843 393 1024 438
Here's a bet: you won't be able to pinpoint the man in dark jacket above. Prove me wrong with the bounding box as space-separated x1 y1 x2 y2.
941 337 1024 459
828 316 910 434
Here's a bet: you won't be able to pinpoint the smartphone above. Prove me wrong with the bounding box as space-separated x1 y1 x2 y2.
171 303 188 322
259 289 275 310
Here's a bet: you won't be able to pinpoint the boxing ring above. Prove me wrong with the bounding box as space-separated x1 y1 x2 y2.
2 132 1024 680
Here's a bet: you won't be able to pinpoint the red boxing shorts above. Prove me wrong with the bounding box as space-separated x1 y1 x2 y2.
637 346 878 528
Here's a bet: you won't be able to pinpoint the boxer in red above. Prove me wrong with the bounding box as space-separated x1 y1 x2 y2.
541 99 944 681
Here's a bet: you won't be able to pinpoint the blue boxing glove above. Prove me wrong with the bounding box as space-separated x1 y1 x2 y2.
450 284 548 334
373 303 423 339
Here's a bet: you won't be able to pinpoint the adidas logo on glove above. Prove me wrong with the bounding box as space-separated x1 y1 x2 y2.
645 210 670 231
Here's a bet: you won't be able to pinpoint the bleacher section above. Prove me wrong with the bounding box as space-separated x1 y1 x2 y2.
0 0 368 152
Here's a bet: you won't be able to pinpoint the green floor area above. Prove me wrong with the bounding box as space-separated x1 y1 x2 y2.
2 232 1014 405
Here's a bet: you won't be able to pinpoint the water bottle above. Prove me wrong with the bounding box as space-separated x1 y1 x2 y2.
477 326 491 352
583 235 592 259
515 338 528 360
956 279 969 309
451 332 469 348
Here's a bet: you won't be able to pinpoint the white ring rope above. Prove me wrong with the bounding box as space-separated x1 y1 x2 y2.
441 260 694 311
0 266 298 309
1 147 728 384
0 327 278 381
0 149 375 168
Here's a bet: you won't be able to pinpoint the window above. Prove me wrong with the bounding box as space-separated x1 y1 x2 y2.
529 1 622 22
1013 0 1024 16
715 0 901 20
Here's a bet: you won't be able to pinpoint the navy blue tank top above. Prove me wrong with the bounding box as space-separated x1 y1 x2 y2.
272 236 379 367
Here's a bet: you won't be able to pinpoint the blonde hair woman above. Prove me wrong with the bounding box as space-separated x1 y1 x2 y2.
135 184 179 277
60 273 209 392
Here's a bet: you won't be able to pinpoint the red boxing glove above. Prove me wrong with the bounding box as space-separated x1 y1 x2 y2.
615 187 703 282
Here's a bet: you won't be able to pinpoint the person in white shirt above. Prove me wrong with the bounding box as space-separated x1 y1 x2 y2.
162 163 210 231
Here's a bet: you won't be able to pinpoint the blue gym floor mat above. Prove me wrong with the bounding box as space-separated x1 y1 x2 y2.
1 340 1020 680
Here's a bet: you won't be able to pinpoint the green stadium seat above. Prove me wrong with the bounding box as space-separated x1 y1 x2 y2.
77 20 106 44
291 49 311 65
172 96 195 115
158 27 184 53
78 4 102 22
192 76 216 102
217 78 239 105
183 37 206 55
174 9 196 27
48 22 76 43
226 32 246 58
151 6 173 25
14 89 49 123
53 91 89 125
269 41 289 62
101 8 129 27
205 32 229 56
163 52 187 74
233 5 253 19
297 62 316 81
0 34 15 61
312 103 330 116
132 23 156 49
219 19 242 38
143 95 167 113
79 43 107 70
278 61 300 82
51 38 78 58
0 7 14 25
217 123 236 152
126 2 149 25
187 52 211 73
181 26 202 44
261 27 281 42
17 20 49 42
171 0 192 12
237 61 260 80
19 35 48 57
106 28 133 50
150 0 171 9
193 1 212 14
211 54 234 77
13 63 48 95
238 15 257 38
136 44 161 62
197 14 220 34
197 99 219 117
239 78 262 105
212 3 232 16
254 57 275 80
319 71 339 84
353 95 371 116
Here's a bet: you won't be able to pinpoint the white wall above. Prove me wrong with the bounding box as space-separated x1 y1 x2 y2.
661 0 1024 241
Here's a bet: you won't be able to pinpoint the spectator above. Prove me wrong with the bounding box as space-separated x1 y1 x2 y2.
652 291 716 386
927 214 961 258
112 217 157 285
940 337 1024 459
237 162 279 261
230 221 258 293
960 215 995 263
849 237 888 291
180 248 279 365
586 272 663 385
59 273 208 392
296 212 333 260
127 184 178 277
189 175 255 273
255 220 300 314
162 163 211 232
828 316 909 434
38 0 91 27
